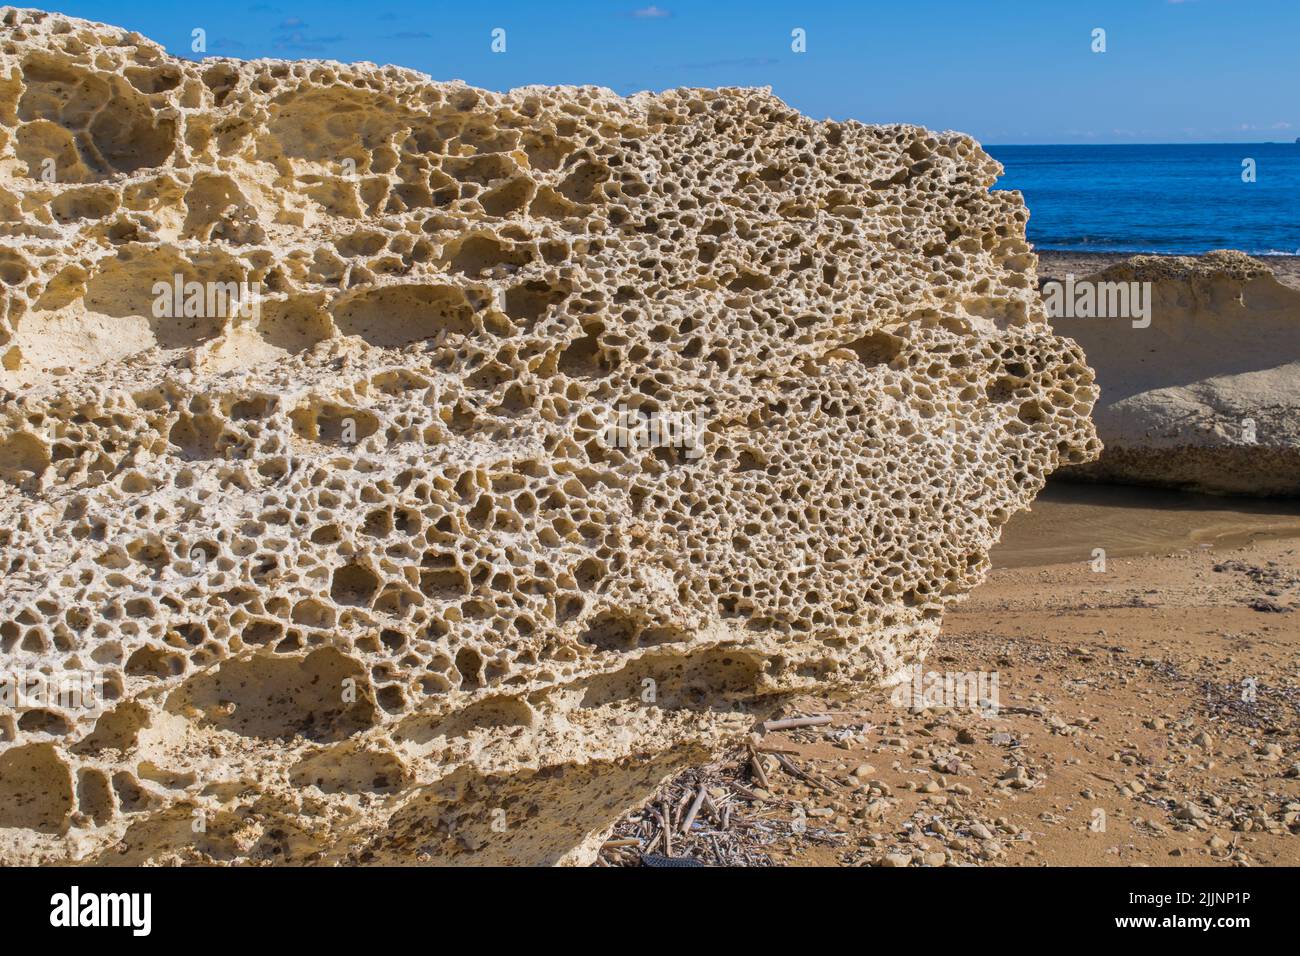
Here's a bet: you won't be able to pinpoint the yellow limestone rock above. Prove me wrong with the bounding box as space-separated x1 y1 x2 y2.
1049 251 1300 496
0 8 1099 864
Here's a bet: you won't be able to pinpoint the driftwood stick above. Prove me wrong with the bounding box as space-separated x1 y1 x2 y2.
680 785 708 836
762 715 833 732
773 751 842 790
773 752 813 783
646 807 666 855
749 744 771 789
643 826 662 855
661 800 673 856
730 780 762 801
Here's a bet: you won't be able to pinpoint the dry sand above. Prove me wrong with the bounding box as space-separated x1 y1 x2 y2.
603 483 1300 866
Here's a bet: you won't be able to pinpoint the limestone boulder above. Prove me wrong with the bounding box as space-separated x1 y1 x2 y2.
1048 251 1300 496
0 8 1098 864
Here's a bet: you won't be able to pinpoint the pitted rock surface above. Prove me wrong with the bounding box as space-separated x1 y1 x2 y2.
0 8 1099 864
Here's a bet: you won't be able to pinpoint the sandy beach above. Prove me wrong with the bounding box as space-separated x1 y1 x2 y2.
603 483 1300 866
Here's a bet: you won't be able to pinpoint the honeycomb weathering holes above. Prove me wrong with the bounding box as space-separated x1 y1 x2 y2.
0 9 1098 866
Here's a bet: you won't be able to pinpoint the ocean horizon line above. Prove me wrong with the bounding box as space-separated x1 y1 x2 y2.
988 142 1298 255
1031 246 1300 257
985 141 1299 149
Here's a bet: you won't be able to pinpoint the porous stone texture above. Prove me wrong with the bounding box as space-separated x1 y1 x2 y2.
0 8 1099 865
1049 251 1300 496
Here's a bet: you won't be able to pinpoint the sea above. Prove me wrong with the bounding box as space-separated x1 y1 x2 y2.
985 142 1300 256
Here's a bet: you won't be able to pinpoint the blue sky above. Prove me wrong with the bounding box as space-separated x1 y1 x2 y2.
41 0 1300 144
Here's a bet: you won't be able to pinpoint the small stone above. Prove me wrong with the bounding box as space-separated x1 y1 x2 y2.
1000 766 1033 788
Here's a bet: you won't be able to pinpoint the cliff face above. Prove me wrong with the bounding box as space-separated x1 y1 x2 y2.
1048 251 1300 496
0 8 1097 864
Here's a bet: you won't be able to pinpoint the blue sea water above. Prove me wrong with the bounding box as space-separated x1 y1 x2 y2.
985 143 1300 256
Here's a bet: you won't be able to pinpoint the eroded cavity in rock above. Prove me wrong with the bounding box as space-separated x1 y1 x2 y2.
0 7 1099 865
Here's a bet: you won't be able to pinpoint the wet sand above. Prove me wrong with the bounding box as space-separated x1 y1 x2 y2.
992 482 1300 569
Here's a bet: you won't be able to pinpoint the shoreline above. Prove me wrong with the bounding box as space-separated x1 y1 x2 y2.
1036 249 1300 289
